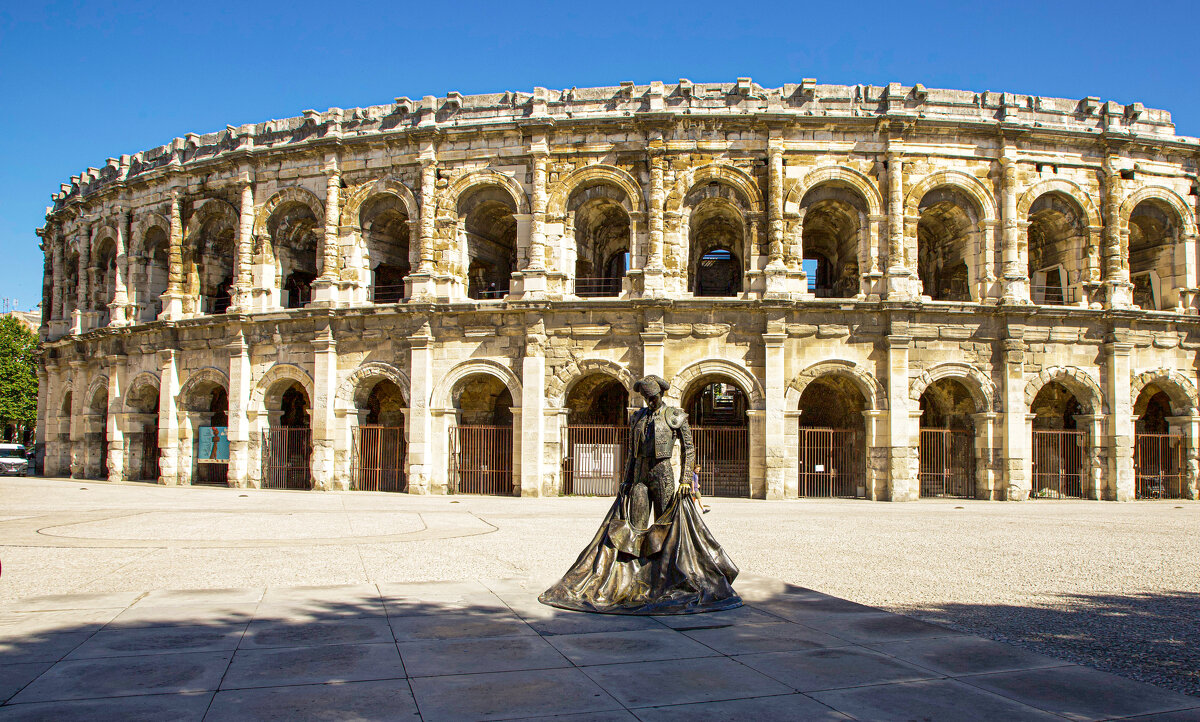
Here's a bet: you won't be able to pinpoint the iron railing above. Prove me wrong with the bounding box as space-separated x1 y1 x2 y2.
194 462 228 486
1031 284 1078 306
563 425 628 495
352 425 407 492
919 428 976 498
261 427 312 490
1134 432 1186 499
368 285 407 304
137 430 159 482
798 427 864 498
692 425 750 498
449 425 513 495
574 277 622 298
1032 429 1085 498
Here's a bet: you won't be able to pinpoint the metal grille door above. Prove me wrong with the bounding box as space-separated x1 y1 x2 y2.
1135 432 1185 499
563 425 628 495
261 428 312 490
919 429 976 498
194 462 228 486
139 429 160 481
449 425 513 495
352 425 407 492
692 426 749 498
798 427 864 498
1032 429 1085 499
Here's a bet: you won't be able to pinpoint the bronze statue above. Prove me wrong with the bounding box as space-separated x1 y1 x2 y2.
539 374 741 615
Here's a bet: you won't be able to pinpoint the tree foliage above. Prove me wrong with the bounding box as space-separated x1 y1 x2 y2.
0 316 38 433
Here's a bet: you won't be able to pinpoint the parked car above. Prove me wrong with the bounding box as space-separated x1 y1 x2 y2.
0 444 28 476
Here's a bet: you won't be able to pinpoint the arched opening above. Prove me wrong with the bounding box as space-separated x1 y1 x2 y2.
260 382 311 489
799 184 863 298
917 188 978 302
570 185 630 297
139 228 169 321
268 202 320 309
1129 200 1181 311
460 187 516 300
1030 381 1087 498
57 391 72 475
688 198 743 297
797 376 867 497
63 252 80 321
352 378 407 492
127 383 160 482
1028 193 1087 306
918 378 978 498
448 374 514 495
85 385 108 480
94 238 117 326
189 209 236 315
186 381 228 486
563 374 630 495
683 377 749 498
363 196 411 304
1133 385 1186 498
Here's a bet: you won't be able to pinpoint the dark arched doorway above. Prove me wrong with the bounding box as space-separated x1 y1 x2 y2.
262 382 311 489
797 376 867 497
193 385 229 486
563 375 629 495
448 374 514 495
1030 382 1087 499
352 379 407 492
918 379 978 498
1134 386 1185 499
684 378 749 498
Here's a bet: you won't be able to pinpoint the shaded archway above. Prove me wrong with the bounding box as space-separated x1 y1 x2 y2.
799 184 864 298
84 383 108 480
1133 385 1185 498
1128 200 1181 311
449 373 514 495
688 197 743 297
352 378 407 492
917 187 979 302
1028 192 1087 305
797 375 866 497
682 376 749 497
918 378 979 498
460 187 517 300
563 374 630 495
93 236 117 326
570 184 631 297
186 200 237 315
183 377 229 486
126 379 160 482
138 227 169 321
268 201 320 309
362 195 411 304
1030 381 1086 498
256 379 310 489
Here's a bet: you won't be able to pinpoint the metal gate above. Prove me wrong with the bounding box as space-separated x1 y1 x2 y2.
352 425 407 492
919 428 976 498
448 425 513 495
1032 429 1085 498
261 427 312 490
138 429 160 481
194 461 228 486
692 426 749 498
1135 432 1185 499
563 425 628 495
798 427 864 498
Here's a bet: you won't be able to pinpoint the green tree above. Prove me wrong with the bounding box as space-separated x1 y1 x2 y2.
0 316 38 441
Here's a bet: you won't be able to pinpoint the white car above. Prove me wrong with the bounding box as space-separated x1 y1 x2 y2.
0 444 28 476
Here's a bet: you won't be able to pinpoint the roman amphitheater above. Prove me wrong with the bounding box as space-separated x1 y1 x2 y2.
32 79 1200 502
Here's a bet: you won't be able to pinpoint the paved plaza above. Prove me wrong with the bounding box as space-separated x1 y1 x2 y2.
0 478 1198 720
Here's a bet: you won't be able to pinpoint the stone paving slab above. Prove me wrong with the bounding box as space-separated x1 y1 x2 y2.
0 578 1195 720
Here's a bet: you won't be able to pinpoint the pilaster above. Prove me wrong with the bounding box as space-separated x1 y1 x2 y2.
109 209 130 326
227 329 252 488
230 173 255 312
1000 150 1030 303
885 331 917 500
311 157 341 306
520 320 547 496
406 323 433 494
159 187 186 319
157 349 180 485
310 324 338 489
106 355 126 482
1001 331 1030 499
763 328 787 499
1106 337 1134 500
68 361 87 478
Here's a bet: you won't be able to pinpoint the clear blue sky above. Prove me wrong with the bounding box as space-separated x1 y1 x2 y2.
2 0 1197 313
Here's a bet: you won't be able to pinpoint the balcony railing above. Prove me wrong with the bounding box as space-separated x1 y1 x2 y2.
1031 285 1077 306
575 277 622 298
368 285 407 304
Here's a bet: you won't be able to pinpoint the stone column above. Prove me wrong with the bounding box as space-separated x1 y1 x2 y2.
885 150 913 298
72 229 90 334
642 150 666 295
109 210 130 326
51 231 65 336
160 188 186 319
34 367 48 461
1175 230 1198 313
1000 152 1030 302
862 410 885 500
106 356 125 482
1106 337 1134 500
406 323 433 494
641 311 665 379
764 146 788 298
227 329 252 487
763 328 787 498
1103 156 1134 308
885 332 917 500
310 325 338 490
231 176 255 312
69 361 87 477
157 349 180 485
520 321 547 496
1001 332 1030 499
973 412 999 499
312 160 341 305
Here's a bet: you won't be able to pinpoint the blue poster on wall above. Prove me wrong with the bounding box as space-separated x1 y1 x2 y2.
198 426 230 463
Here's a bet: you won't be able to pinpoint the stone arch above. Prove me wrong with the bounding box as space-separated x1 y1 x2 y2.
903 170 997 221
133 211 170 251
548 164 643 216
83 375 110 413
1119 185 1197 237
124 372 161 411
178 367 230 407
675 163 763 215
335 361 411 412
250 364 315 412
548 359 636 407
785 360 887 412
787 165 883 217
666 358 765 410
91 223 120 256
1024 366 1105 414
185 198 239 239
910 362 997 413
1017 179 1101 229
252 186 326 239
446 169 530 216
1131 368 1200 416
340 177 420 230
432 358 522 410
